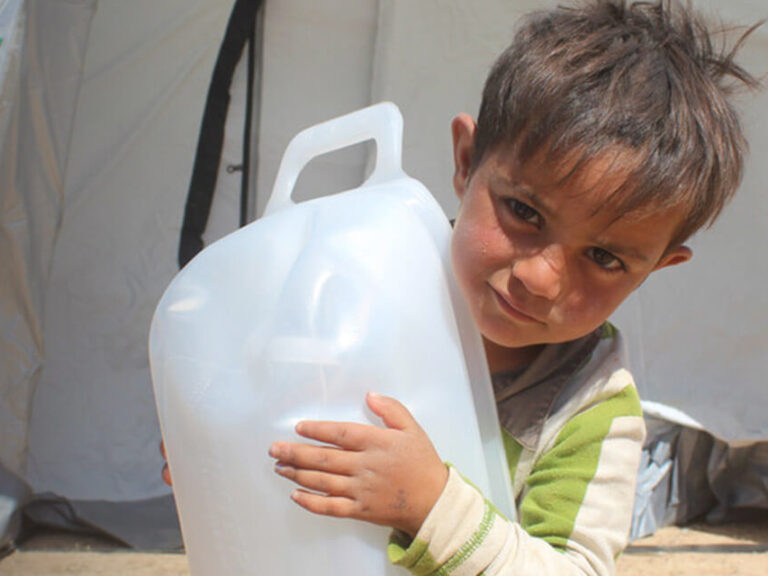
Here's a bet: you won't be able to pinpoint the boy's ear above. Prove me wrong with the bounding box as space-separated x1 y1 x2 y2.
653 245 693 271
451 114 477 200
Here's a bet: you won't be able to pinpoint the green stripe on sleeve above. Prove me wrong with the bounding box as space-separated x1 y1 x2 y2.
437 501 496 574
388 532 440 575
388 502 499 575
601 321 618 340
519 383 641 549
502 430 524 479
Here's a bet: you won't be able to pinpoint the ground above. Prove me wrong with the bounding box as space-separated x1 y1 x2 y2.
2 519 767 575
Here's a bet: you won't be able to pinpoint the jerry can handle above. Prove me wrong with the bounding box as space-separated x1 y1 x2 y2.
263 102 405 216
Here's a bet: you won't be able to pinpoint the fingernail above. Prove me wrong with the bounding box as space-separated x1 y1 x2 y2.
295 422 304 434
291 490 300 502
268 444 279 458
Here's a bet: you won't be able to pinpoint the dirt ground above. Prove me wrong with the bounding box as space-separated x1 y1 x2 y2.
2 519 767 575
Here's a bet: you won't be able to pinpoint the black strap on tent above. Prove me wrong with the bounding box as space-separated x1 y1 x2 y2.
240 18 257 228
178 0 263 268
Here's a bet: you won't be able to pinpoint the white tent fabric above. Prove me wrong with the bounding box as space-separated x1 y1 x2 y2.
0 0 382 549
1 0 99 544
0 0 235 548
254 0 379 216
25 0 232 503
0 0 766 551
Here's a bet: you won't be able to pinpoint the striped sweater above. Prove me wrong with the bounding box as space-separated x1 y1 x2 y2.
388 323 645 576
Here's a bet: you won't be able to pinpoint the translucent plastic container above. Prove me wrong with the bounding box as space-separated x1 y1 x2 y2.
149 102 513 575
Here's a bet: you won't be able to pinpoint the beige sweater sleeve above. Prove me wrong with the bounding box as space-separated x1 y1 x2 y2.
389 390 645 576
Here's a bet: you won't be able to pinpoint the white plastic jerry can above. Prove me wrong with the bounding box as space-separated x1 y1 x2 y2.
149 102 513 575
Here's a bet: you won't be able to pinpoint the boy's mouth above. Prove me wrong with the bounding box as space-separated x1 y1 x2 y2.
488 284 543 324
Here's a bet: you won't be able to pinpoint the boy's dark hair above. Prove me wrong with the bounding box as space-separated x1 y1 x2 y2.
474 0 761 247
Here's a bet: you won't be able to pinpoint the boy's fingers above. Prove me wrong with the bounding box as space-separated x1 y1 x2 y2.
162 464 173 486
295 420 373 450
290 489 358 519
159 441 173 486
366 392 416 431
269 442 356 475
275 466 353 498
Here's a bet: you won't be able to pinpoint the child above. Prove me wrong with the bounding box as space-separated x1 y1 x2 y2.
168 1 759 574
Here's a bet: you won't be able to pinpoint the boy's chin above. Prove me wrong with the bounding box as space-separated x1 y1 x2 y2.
484 324 604 349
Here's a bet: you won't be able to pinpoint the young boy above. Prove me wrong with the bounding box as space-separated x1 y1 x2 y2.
167 1 759 574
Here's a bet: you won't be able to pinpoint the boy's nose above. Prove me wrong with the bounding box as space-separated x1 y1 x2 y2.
511 246 564 301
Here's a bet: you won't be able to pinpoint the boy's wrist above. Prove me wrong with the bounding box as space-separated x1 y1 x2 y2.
397 462 450 538
389 465 489 572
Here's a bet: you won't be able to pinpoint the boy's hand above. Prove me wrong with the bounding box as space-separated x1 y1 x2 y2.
269 392 448 537
160 441 173 486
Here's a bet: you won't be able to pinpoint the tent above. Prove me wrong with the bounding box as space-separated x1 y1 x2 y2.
1 0 767 552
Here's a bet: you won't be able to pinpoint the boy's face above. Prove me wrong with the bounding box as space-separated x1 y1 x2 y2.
450 115 692 351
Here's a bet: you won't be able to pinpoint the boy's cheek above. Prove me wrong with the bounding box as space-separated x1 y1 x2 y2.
450 224 482 279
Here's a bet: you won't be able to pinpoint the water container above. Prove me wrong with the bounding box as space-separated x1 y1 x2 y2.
149 102 513 575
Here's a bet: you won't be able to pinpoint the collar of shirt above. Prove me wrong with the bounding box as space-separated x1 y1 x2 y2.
492 325 604 451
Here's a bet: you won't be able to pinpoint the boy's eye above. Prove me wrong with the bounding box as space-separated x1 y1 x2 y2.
587 247 624 271
506 198 542 227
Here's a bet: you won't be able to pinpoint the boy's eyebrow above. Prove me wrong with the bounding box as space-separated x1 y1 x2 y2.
494 176 556 217
516 187 555 217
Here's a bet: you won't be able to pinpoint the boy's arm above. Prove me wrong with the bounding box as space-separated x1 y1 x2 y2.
389 383 645 576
